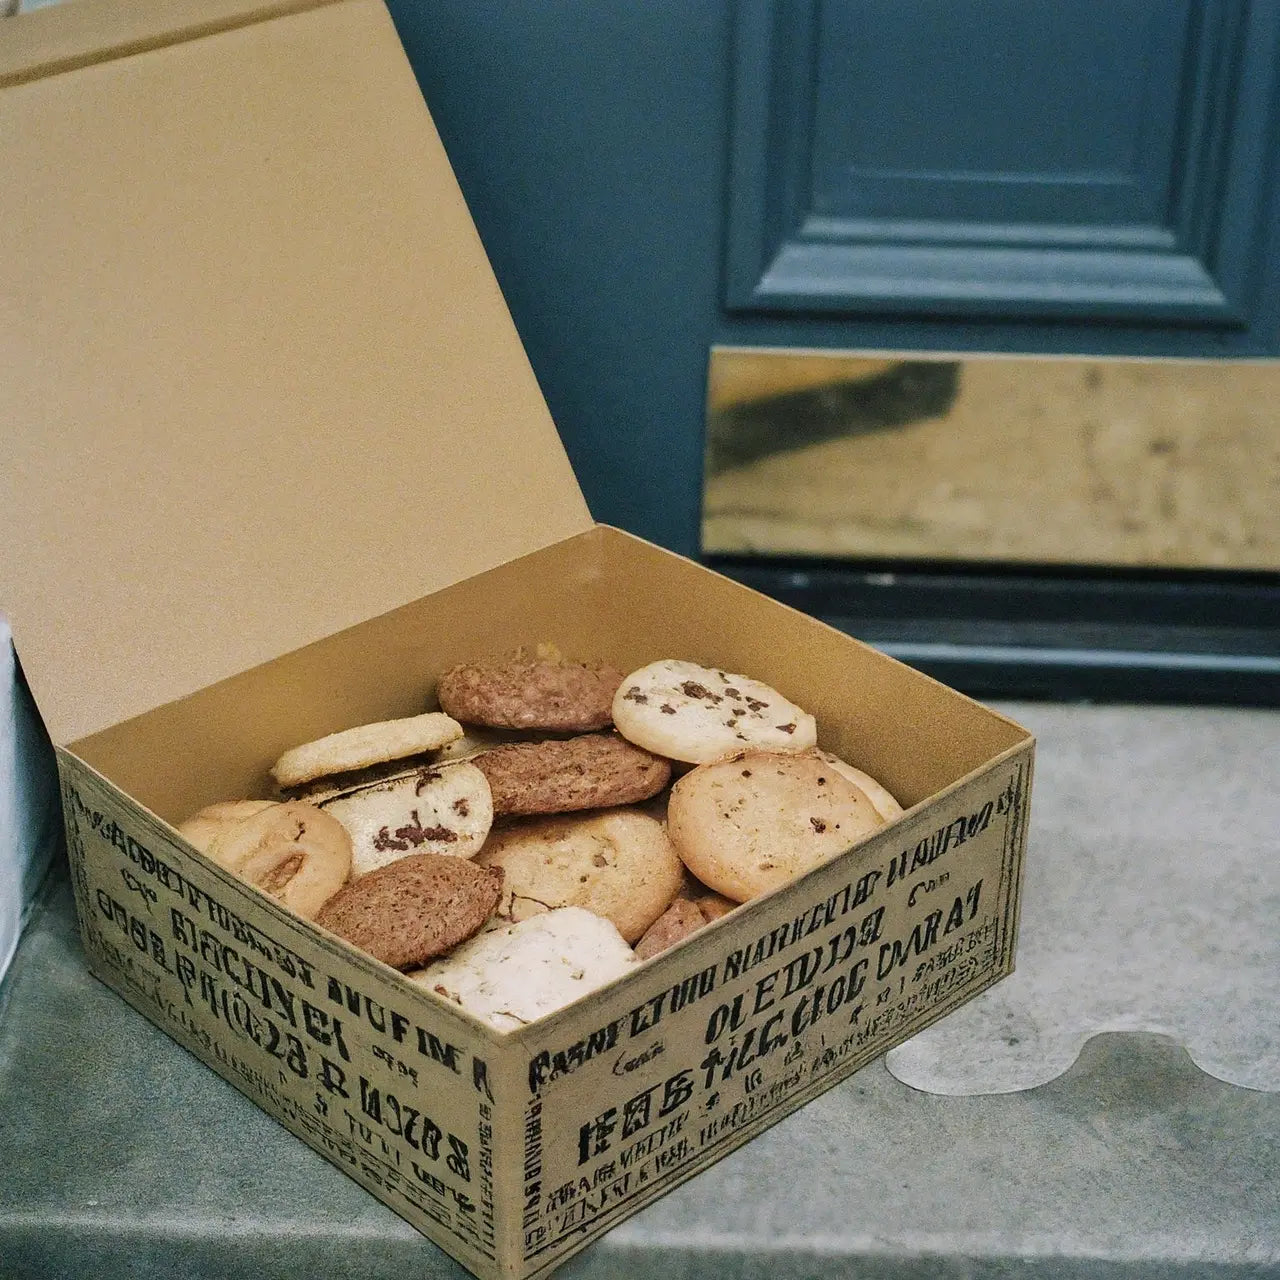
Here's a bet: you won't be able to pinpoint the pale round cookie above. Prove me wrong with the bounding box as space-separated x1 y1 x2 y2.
667 751 884 902
270 712 464 789
204 801 353 920
177 800 278 853
319 761 494 877
409 908 638 1031
612 660 817 764
809 748 905 822
473 809 683 943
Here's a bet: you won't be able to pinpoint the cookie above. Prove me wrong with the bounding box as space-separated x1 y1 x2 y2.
678 881 737 922
270 712 464 789
432 726 533 764
808 748 904 822
284 755 436 804
633 899 709 960
177 799 278 853
667 750 883 902
634 884 738 960
314 853 503 970
612 660 817 764
319 761 494 877
437 658 624 732
409 907 638 1031
474 809 683 943
474 733 671 815
203 801 353 920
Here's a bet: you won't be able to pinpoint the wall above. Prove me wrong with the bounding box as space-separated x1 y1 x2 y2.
0 622 61 985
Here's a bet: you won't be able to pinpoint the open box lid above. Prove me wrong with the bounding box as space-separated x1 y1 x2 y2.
0 0 593 747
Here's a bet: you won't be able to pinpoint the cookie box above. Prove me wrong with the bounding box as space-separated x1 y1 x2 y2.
1 1 1034 1277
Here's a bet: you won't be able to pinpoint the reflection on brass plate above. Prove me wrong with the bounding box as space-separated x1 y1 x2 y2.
702 349 1280 570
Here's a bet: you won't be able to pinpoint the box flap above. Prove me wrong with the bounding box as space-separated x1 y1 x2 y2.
0 0 592 746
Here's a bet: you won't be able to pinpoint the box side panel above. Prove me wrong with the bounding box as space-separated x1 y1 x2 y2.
510 745 1031 1276
492 1032 534 1275
57 749 508 1280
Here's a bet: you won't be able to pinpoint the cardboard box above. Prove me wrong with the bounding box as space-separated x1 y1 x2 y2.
1 1 1034 1275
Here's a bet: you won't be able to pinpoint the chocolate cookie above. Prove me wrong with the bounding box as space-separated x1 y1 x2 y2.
633 899 708 961
807 748 904 822
634 885 737 960
474 733 671 816
437 658 624 732
315 853 503 970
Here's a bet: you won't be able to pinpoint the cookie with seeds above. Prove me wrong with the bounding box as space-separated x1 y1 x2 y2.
318 761 493 878
409 907 638 1031
667 750 883 902
314 853 503 970
437 658 624 732
808 748 904 822
612 659 817 764
474 808 683 943
270 712 464 789
474 732 671 816
201 801 353 920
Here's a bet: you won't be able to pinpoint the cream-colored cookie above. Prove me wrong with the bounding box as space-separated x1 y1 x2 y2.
809 748 904 822
177 800 278 853
319 762 493 877
270 712 463 789
612 660 817 764
409 908 638 1031
667 750 883 902
204 801 352 920
474 809 683 943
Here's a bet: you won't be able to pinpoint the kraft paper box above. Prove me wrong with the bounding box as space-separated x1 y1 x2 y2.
0 2 1034 1277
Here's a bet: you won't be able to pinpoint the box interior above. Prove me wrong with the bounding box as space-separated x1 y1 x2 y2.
71 526 1029 828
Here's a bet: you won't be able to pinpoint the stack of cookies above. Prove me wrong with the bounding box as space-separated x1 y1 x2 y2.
178 650 904 1031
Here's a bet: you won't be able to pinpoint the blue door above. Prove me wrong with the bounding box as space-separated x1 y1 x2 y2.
387 1 1280 701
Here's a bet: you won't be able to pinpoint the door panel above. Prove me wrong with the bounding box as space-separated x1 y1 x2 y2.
725 0 1277 324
